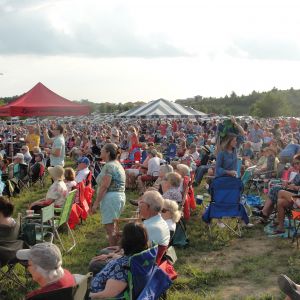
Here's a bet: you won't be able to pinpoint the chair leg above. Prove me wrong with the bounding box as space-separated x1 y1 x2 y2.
54 224 76 253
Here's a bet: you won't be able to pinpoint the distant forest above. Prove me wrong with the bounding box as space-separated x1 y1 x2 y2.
176 88 300 117
1 87 300 117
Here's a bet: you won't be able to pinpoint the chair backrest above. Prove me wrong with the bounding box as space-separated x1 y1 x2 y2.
41 203 54 223
26 286 74 300
57 190 77 227
129 246 172 299
19 163 29 179
167 144 177 158
209 176 244 205
181 176 190 207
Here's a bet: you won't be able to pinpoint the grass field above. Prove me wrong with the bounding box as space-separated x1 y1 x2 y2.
2 168 300 300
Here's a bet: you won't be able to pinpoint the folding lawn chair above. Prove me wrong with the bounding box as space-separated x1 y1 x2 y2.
22 204 55 244
109 246 172 300
169 218 189 248
0 214 26 290
53 190 77 253
164 143 177 162
202 176 249 237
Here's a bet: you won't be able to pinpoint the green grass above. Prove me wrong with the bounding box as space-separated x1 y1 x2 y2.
2 169 300 299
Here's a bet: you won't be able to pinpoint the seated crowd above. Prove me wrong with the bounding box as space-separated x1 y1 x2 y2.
2 116 300 298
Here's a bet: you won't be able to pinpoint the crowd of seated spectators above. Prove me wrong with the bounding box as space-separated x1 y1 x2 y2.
2 116 300 298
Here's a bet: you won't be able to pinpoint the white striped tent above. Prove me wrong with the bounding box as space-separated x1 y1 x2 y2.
118 98 206 118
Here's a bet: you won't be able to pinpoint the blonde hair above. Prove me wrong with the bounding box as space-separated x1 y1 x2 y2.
165 172 181 188
163 199 181 223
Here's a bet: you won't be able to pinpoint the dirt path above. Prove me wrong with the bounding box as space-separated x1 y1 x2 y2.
190 231 294 299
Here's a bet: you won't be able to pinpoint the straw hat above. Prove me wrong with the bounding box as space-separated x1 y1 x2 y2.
48 166 64 181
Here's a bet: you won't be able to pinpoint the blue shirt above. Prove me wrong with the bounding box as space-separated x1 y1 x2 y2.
90 256 129 293
280 144 300 159
215 149 238 177
249 128 263 143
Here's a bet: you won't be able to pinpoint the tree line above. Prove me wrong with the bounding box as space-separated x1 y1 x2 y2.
2 87 300 117
175 87 300 117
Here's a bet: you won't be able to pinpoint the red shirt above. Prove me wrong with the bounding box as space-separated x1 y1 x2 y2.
26 269 76 299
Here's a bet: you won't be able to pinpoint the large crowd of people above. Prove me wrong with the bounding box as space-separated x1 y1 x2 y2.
1 116 300 298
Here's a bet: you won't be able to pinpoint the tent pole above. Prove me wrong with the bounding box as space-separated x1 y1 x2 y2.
11 117 13 162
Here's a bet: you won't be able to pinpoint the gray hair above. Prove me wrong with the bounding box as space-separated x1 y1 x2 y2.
142 191 164 213
159 164 173 176
176 164 190 177
163 199 181 223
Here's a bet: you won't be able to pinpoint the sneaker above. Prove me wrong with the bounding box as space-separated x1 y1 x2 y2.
245 223 254 228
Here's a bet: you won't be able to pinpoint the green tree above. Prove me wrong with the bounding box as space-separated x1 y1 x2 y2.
250 92 290 117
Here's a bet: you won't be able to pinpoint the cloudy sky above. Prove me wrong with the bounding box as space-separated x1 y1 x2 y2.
1 0 300 103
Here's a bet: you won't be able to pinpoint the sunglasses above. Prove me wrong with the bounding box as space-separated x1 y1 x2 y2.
161 208 169 213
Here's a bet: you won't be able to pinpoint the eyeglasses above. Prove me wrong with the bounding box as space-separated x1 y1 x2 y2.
161 208 169 213
21 149 26 151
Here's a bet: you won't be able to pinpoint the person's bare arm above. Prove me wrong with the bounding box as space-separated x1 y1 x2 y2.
43 128 53 144
89 279 127 299
91 175 112 213
231 117 245 136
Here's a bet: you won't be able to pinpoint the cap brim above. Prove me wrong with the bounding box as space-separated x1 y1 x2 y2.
16 249 31 261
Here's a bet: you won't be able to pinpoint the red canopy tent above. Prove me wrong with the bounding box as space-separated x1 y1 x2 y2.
0 82 91 117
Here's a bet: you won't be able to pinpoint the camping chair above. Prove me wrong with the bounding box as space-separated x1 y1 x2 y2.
202 176 249 237
0 213 26 290
30 163 46 187
23 204 55 244
17 163 30 190
53 190 77 253
164 143 177 162
26 272 92 300
169 218 189 248
111 246 172 300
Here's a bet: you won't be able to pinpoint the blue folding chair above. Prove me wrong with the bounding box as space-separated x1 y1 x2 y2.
165 143 177 161
202 176 249 237
130 246 172 299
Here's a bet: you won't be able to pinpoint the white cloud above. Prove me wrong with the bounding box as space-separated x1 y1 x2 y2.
1 0 300 102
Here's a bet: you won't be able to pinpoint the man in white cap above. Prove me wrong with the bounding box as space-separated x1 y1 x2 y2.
16 243 75 299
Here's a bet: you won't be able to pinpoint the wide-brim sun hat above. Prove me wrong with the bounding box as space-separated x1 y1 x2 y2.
48 165 65 181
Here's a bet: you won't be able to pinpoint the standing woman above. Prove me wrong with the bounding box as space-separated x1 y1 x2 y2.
92 143 126 246
215 133 238 177
128 126 139 152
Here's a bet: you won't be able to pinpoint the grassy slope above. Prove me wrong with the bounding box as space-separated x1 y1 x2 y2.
3 168 300 300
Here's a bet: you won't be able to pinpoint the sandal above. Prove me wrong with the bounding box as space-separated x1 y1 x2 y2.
257 217 269 224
